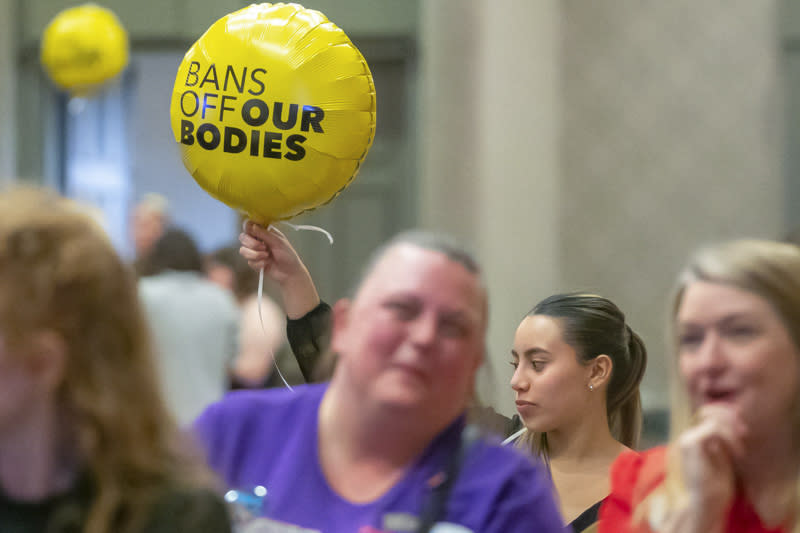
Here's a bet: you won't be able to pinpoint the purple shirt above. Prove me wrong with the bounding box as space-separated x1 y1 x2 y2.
195 384 565 533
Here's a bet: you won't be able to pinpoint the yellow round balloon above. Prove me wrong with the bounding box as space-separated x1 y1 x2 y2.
40 4 129 96
170 3 376 224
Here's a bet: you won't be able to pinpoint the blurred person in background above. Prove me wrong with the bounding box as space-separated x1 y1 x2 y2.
138 228 239 426
0 187 231 533
197 229 565 532
130 193 170 276
509 293 647 532
601 240 800 533
205 244 305 389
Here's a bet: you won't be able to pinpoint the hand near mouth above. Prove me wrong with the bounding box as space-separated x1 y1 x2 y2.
669 404 748 533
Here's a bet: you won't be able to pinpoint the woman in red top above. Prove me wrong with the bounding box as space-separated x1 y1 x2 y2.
600 240 800 533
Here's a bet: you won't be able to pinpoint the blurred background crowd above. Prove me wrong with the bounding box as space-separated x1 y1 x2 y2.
2 0 799 444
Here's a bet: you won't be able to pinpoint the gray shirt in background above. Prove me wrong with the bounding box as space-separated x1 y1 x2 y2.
139 270 239 425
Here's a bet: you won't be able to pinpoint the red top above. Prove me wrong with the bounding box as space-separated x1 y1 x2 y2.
599 447 786 533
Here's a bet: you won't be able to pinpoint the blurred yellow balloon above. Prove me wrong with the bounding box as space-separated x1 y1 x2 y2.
170 2 376 225
40 4 129 96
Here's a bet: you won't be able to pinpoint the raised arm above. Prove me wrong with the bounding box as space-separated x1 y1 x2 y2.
238 221 332 381
239 221 320 319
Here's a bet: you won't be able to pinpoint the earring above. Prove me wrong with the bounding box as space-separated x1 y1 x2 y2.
588 383 594 391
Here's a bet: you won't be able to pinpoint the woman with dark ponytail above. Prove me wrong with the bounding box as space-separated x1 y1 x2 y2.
508 292 648 532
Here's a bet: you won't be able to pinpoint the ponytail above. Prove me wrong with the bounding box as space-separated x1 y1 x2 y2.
607 325 647 448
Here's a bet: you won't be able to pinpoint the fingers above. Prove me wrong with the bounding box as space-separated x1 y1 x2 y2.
262 225 294 251
695 404 747 442
702 438 736 478
239 223 273 273
240 244 269 262
243 220 287 242
240 246 272 273
242 220 272 243
674 405 744 525
247 259 268 271
242 220 295 252
240 220 304 280
683 405 747 462
239 222 290 254
239 231 266 251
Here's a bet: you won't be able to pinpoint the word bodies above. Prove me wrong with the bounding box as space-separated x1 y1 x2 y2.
178 62 325 161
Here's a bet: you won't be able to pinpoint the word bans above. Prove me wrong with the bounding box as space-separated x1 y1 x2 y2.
184 62 267 97
180 120 306 161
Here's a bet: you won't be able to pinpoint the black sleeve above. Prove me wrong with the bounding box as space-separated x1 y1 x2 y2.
286 301 332 382
143 487 232 533
466 404 514 438
504 414 524 437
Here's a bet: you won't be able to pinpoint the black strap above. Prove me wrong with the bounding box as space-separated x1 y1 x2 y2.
415 425 479 533
568 498 605 532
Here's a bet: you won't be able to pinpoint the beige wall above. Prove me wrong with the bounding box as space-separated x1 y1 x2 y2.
560 0 782 410
420 1 562 415
420 1 783 415
476 2 562 414
0 0 15 183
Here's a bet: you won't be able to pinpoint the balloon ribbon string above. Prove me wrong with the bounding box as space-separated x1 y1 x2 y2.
280 222 334 244
258 267 293 391
255 222 334 391
502 427 527 446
